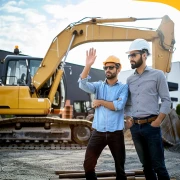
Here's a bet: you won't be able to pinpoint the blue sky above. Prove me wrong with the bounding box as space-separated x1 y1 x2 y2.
0 0 179 70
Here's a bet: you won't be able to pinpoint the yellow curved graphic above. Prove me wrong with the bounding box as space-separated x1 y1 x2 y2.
134 0 180 11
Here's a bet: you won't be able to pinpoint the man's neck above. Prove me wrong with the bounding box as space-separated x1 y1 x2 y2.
136 65 147 75
106 78 118 85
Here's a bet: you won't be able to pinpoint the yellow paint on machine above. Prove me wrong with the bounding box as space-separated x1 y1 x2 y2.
0 86 51 115
134 0 180 11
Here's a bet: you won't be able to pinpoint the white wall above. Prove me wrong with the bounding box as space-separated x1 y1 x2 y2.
166 62 180 108
118 61 180 109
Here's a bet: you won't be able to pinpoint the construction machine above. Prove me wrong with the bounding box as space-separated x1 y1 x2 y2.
0 15 178 149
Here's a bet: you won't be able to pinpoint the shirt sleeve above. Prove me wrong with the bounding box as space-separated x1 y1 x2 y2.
157 71 171 114
124 78 132 116
113 84 129 111
78 75 96 94
124 89 132 116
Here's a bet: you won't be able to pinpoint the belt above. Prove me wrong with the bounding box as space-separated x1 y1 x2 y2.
133 116 157 124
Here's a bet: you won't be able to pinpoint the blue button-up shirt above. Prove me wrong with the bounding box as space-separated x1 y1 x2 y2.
78 75 128 132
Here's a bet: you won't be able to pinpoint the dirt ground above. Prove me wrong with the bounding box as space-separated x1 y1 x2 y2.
0 141 180 180
0 130 180 180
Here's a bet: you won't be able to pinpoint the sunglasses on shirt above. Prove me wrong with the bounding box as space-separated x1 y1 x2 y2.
103 66 116 71
128 52 142 59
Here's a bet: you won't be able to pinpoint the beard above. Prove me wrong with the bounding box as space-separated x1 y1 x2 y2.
105 72 117 79
131 56 143 69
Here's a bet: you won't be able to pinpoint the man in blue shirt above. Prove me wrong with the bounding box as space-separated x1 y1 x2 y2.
78 48 128 180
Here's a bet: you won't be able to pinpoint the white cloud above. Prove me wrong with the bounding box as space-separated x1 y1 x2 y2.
25 11 46 24
0 1 46 24
0 15 23 29
18 0 26 6
43 4 68 19
3 0 16 6
0 1 23 13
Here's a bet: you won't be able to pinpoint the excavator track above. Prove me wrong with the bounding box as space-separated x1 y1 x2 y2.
0 143 87 150
0 116 92 149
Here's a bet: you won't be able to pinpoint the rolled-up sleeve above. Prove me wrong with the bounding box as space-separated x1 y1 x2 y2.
113 84 128 111
78 75 96 94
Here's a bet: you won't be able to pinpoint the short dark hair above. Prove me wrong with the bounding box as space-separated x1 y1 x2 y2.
141 49 150 56
115 63 121 69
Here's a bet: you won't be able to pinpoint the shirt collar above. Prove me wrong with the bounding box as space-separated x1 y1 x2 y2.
134 66 151 75
103 78 121 85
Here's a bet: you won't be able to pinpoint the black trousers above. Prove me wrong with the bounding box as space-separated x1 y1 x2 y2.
83 129 127 180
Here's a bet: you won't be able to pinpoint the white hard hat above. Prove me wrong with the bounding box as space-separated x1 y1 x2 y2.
126 39 151 55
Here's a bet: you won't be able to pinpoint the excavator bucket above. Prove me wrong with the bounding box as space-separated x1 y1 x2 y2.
161 109 180 145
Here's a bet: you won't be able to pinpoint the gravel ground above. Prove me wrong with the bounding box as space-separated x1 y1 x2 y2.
0 144 180 180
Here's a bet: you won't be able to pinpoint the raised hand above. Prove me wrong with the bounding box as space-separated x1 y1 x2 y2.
86 48 97 67
80 48 97 79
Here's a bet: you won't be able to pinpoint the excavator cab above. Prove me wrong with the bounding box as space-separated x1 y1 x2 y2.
73 100 94 119
1 56 39 86
0 55 67 111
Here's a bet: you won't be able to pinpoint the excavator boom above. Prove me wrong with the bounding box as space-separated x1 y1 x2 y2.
33 15 175 91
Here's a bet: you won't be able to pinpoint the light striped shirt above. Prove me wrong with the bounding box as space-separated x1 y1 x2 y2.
125 66 171 118
78 75 128 132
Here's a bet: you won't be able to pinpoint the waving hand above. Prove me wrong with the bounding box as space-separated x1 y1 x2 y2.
86 48 97 66
81 48 97 79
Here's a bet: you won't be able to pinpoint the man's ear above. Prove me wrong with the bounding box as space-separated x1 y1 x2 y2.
143 53 147 60
117 68 121 73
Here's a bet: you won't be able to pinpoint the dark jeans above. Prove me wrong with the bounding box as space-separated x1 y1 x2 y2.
130 123 170 180
84 129 127 180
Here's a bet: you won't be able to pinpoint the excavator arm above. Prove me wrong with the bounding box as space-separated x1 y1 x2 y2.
33 15 175 92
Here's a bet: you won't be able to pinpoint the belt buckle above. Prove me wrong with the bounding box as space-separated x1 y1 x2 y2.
137 120 141 124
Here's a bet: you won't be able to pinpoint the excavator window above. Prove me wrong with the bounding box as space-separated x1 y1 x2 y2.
73 100 94 119
29 60 40 76
3 58 41 86
5 60 27 85
59 79 66 108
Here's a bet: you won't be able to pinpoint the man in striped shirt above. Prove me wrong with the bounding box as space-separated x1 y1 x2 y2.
78 48 128 180
125 39 171 180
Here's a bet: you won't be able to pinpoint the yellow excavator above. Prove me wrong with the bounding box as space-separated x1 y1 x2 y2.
0 15 179 148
